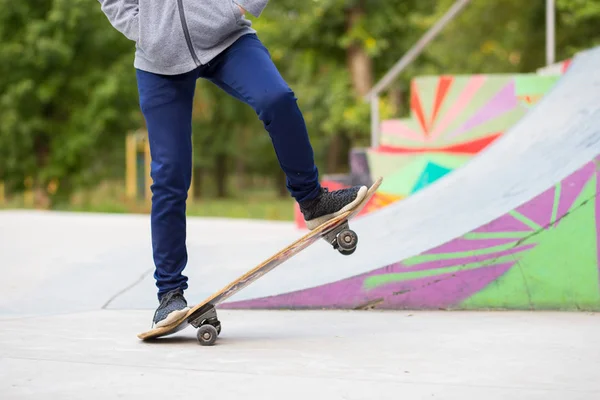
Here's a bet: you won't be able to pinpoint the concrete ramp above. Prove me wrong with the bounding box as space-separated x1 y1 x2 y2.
211 46 600 310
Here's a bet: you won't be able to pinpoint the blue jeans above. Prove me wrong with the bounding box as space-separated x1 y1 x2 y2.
136 34 321 298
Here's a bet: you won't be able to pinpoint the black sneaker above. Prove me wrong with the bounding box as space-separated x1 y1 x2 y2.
299 185 368 230
152 289 190 328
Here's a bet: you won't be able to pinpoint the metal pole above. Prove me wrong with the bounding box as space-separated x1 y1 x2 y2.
365 0 471 147
546 0 555 66
371 95 380 148
365 0 471 101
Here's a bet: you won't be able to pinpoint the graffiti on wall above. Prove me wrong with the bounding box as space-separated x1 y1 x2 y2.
370 74 560 198
225 157 600 311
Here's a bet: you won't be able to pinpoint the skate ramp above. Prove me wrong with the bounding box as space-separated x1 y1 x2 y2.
208 46 600 310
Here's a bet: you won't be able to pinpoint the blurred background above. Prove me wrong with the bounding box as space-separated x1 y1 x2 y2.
0 0 598 223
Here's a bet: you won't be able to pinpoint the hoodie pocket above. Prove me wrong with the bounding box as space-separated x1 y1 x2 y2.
184 0 243 50
137 0 193 68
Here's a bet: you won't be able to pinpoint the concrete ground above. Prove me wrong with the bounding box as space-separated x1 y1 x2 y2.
1 211 600 399
1 310 599 399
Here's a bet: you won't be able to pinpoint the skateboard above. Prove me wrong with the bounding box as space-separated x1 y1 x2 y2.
137 176 383 345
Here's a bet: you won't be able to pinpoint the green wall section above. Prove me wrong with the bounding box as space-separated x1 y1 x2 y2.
514 75 561 96
461 176 600 310
374 154 467 195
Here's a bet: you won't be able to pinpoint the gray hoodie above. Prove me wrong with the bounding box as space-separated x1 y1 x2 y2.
97 1 269 75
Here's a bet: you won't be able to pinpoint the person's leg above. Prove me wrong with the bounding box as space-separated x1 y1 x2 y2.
202 34 367 229
203 34 320 203
136 68 197 327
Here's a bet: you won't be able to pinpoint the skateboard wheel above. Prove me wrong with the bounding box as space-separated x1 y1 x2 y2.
336 229 358 252
338 247 356 256
196 324 218 346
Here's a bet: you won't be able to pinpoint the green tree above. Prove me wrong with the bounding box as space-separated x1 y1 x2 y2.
251 0 434 173
3 0 600 210
0 0 140 206
555 0 600 57
416 0 600 76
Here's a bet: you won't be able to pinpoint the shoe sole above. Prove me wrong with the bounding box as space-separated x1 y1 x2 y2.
153 307 190 329
304 185 368 230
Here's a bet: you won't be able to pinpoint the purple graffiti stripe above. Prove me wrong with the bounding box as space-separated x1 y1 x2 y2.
554 161 596 227
221 243 533 309
222 261 516 309
515 161 596 229
398 243 534 275
445 80 517 141
472 212 533 234
220 271 369 309
427 237 517 254
221 245 534 309
366 262 515 309
513 181 557 228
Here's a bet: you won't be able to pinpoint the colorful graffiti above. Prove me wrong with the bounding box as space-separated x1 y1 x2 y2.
370 74 560 197
225 156 600 311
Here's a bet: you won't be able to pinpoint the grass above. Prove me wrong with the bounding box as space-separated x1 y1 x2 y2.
0 179 296 221
186 196 294 221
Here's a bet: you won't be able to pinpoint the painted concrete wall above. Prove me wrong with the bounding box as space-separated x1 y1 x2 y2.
227 157 600 310
224 47 600 311
371 73 560 196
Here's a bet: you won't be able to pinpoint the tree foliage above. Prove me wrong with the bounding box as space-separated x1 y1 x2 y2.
0 0 141 204
1 0 599 205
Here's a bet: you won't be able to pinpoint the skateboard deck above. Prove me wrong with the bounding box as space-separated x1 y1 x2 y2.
138 176 382 345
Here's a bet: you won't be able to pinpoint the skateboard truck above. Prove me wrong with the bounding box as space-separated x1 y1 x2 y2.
323 221 358 255
188 303 222 346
